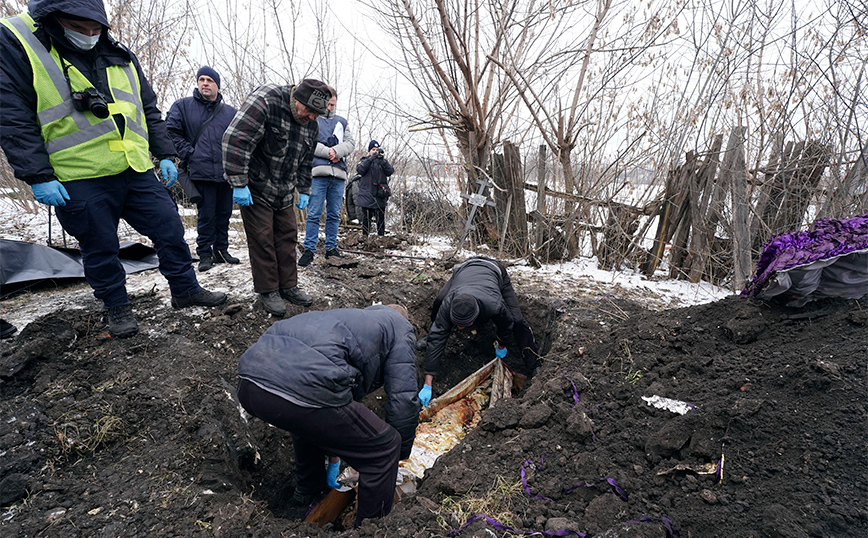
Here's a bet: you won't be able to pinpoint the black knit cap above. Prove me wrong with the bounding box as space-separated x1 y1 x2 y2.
450 294 480 326
292 78 331 115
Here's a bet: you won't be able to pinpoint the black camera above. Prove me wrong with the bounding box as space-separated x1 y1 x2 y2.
72 87 110 119
376 148 384 157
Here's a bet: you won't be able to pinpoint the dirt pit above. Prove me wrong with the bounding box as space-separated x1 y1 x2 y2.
1 237 866 538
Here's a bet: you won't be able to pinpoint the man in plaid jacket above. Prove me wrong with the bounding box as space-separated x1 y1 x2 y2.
222 78 331 316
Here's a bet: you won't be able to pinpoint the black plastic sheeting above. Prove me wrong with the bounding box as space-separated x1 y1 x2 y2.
0 238 159 296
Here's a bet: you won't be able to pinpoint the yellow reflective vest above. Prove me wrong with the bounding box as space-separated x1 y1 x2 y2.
0 13 152 181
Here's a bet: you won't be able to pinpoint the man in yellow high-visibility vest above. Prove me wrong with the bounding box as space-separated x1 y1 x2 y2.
0 0 227 338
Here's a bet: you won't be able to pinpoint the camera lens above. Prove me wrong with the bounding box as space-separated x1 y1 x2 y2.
90 100 109 119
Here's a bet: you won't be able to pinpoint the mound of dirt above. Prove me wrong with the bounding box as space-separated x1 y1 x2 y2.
1 248 865 538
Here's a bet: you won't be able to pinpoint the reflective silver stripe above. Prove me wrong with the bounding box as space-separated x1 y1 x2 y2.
112 88 136 104
38 101 73 124
126 117 148 141
117 64 146 126
45 120 117 154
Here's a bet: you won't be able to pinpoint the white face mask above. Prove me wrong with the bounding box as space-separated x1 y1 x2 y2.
64 27 100 51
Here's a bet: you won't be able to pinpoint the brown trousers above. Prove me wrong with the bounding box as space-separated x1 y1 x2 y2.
240 202 299 293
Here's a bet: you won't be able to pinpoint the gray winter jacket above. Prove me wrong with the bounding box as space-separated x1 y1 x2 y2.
238 305 420 457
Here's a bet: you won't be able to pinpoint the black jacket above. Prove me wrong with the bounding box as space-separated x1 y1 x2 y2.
166 90 237 183
0 0 176 185
238 305 420 459
424 257 518 376
356 153 394 209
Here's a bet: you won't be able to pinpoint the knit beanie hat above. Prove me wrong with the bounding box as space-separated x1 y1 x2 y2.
450 294 480 326
196 66 221 88
368 140 380 151
293 78 331 115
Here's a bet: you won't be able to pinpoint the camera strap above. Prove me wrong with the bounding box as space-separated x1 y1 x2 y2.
190 101 224 149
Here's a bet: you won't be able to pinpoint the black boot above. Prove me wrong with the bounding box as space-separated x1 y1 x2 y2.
215 250 240 264
171 288 228 309
259 292 286 317
0 319 17 339
198 256 213 272
298 250 314 267
280 286 313 307
105 304 138 338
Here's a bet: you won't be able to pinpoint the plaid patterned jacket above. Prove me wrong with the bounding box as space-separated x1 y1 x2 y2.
222 84 317 209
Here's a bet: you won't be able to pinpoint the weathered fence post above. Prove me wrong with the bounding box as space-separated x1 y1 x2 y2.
535 145 546 250
724 126 751 292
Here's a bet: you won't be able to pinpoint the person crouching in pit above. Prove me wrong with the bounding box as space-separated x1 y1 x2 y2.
236 304 420 526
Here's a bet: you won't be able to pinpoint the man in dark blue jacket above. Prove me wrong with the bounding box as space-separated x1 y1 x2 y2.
0 0 226 339
167 66 239 272
237 304 420 526
418 257 540 406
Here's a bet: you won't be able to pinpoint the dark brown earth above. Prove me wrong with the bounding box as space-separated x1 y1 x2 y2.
1 236 866 538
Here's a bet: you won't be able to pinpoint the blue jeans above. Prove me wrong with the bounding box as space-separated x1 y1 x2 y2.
303 176 345 253
54 169 200 307
304 176 346 252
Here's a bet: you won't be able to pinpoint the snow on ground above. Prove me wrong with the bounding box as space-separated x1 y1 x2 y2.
0 196 732 333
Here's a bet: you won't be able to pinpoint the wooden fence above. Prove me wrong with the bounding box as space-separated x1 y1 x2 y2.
469 129 860 291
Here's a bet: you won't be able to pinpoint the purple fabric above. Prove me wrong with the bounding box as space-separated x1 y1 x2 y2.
631 516 681 538
743 213 868 296
521 456 554 502
564 477 628 501
447 514 587 536
562 371 582 407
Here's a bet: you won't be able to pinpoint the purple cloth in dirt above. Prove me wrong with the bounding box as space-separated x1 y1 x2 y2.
742 213 868 297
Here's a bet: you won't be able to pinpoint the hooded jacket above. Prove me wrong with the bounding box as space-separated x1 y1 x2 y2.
0 0 176 185
166 89 237 183
424 257 516 376
237 305 420 459
356 152 395 209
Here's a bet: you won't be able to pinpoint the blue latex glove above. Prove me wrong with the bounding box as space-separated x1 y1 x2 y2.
233 186 253 206
296 193 309 210
495 345 508 359
31 180 70 206
418 385 432 407
159 159 178 187
326 460 341 489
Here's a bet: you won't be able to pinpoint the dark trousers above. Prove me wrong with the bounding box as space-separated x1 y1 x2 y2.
240 202 298 293
432 257 540 371
362 207 385 236
194 181 233 258
237 380 401 526
55 169 199 307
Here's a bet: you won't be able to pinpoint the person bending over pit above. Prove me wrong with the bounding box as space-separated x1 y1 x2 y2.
418 256 541 406
236 304 420 527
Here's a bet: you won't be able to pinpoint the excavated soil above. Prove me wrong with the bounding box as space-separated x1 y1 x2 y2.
1 234 866 538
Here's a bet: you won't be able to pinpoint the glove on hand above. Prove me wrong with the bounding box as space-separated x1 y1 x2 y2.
233 186 253 206
296 193 309 210
495 345 508 359
418 385 432 407
31 180 70 206
159 159 178 187
327 460 341 489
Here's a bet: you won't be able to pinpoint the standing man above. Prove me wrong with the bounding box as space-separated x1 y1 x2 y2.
166 66 239 272
0 0 227 339
222 78 330 317
298 84 355 266
418 256 540 406
356 140 394 237
237 304 420 527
